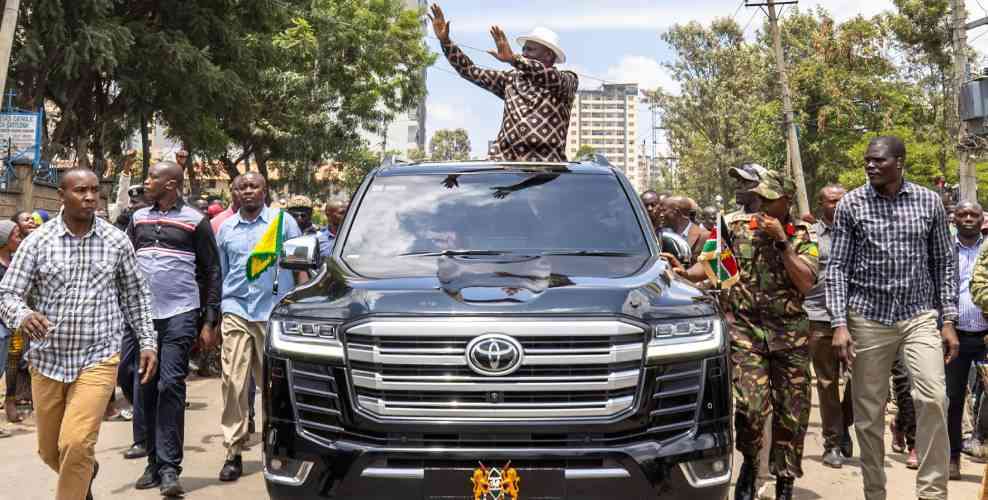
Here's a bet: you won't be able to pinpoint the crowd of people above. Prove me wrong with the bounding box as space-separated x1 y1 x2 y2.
0 149 348 499
648 137 988 500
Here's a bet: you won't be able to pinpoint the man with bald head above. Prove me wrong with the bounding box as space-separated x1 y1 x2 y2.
214 171 307 482
660 195 710 265
128 161 222 495
953 201 988 479
317 199 348 258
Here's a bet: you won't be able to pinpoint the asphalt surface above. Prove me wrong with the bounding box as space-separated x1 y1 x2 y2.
0 374 983 499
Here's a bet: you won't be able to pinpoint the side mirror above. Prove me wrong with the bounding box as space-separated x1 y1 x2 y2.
279 236 321 271
659 230 692 266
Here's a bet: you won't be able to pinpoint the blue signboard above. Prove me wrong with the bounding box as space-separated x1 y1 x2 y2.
0 109 42 168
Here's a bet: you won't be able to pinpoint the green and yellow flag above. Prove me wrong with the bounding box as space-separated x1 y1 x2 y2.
246 209 285 281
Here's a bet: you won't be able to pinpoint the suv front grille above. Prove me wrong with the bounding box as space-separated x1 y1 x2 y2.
649 359 704 441
290 360 342 434
343 319 646 420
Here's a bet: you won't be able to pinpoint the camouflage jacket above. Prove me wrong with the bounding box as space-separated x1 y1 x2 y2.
724 215 819 351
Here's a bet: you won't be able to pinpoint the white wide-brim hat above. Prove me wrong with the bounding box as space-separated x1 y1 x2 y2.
516 27 566 64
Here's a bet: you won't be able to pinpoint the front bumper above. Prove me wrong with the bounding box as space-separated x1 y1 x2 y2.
263 423 731 500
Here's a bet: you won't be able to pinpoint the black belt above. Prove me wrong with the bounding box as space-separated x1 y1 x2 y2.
957 329 988 336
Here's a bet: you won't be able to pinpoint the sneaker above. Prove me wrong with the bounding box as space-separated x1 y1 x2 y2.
159 469 184 497
906 448 919 469
0 426 10 438
949 457 962 480
134 465 160 490
822 447 844 468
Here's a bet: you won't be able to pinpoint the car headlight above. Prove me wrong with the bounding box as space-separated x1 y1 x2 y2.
646 317 725 364
268 318 344 360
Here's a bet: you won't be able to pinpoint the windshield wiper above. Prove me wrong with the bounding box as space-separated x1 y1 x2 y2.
399 249 513 257
540 250 637 257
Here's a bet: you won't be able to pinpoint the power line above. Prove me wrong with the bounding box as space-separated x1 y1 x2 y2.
730 0 747 23
741 7 761 35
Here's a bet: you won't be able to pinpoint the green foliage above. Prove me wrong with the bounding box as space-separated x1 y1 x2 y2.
429 128 471 161
574 145 597 159
657 3 976 212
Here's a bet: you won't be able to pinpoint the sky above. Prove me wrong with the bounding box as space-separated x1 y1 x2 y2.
422 0 988 158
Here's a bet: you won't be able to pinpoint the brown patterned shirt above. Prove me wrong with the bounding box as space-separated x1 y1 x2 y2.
441 40 578 162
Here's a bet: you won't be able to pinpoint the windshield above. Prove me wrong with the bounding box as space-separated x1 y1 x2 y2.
341 172 649 277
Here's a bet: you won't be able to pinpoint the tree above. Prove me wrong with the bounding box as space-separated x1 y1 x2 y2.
429 128 471 161
573 145 597 159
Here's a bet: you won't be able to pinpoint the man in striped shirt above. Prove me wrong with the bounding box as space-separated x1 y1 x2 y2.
128 161 222 496
0 167 158 500
827 136 958 500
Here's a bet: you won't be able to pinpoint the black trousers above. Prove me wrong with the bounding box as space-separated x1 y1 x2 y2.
141 309 199 475
119 327 146 446
947 331 988 457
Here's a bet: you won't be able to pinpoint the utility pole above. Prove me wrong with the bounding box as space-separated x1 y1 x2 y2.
747 0 809 215
0 0 21 107
953 0 976 202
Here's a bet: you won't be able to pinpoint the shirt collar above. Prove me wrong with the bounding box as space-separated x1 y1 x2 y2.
151 196 184 213
956 234 984 250
866 179 912 199
679 222 693 239
234 205 274 225
54 214 105 240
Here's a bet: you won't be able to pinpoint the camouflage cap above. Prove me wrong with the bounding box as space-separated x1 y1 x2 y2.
286 195 313 209
729 162 769 182
748 170 796 201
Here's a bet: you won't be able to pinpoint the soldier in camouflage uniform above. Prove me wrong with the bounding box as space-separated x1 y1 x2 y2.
677 170 818 500
725 163 769 225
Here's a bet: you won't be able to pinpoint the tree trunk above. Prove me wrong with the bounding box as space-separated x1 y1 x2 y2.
140 112 150 180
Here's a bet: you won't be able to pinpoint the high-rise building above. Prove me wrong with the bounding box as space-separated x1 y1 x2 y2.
361 0 428 158
565 82 639 184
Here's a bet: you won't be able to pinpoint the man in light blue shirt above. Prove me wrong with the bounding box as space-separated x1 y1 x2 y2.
315 199 347 259
213 172 307 482
949 201 988 478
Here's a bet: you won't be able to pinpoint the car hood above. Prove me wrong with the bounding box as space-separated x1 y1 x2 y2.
274 254 717 322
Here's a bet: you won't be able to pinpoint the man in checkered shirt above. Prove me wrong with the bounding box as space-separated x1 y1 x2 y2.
430 4 578 162
827 136 959 500
0 168 158 500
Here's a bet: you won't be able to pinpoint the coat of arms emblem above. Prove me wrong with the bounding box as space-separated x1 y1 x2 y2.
471 461 520 500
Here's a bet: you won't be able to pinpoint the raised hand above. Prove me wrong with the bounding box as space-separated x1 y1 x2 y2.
487 26 514 63
429 4 450 43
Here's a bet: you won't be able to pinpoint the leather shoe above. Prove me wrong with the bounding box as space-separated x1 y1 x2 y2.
123 443 148 460
219 455 243 482
159 469 184 497
134 465 160 490
775 477 794 500
86 461 98 500
839 428 853 458
734 458 756 500
822 447 843 468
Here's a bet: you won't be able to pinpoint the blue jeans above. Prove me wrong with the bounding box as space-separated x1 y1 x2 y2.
141 309 199 475
119 326 146 446
0 335 9 381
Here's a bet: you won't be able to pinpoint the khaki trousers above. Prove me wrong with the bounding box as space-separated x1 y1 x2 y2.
809 321 854 450
849 311 949 500
220 313 265 459
32 354 119 500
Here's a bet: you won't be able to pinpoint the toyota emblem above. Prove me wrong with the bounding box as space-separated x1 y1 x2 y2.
465 334 524 376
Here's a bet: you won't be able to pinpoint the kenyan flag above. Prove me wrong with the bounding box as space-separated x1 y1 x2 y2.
699 214 740 289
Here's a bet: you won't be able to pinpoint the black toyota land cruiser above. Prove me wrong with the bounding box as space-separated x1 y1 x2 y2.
262 159 732 499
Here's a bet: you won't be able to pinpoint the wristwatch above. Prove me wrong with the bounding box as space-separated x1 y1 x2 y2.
773 239 789 252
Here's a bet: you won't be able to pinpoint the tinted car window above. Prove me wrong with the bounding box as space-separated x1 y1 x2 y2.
341 172 648 277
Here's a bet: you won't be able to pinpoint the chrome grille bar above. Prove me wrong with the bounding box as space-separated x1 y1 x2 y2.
344 319 646 421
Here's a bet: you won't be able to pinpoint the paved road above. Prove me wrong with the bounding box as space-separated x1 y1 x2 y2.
0 374 983 499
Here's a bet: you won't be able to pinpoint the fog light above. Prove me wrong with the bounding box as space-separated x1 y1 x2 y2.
270 458 284 471
680 455 732 488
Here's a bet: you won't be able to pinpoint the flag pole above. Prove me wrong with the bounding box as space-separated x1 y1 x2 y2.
716 211 723 292
272 209 282 296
